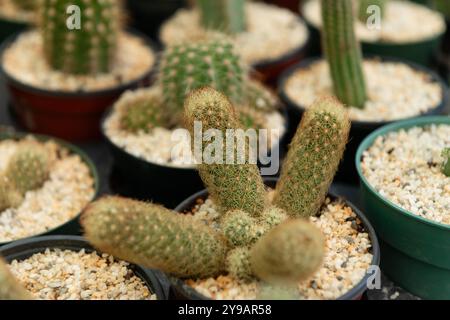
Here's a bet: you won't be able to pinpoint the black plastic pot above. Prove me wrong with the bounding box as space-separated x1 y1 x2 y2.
278 56 449 184
0 131 100 247
101 105 290 209
0 235 168 300
170 178 380 300
0 16 28 44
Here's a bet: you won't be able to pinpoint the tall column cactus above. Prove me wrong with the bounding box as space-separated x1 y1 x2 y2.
0 258 32 300
184 87 267 216
273 97 350 218
358 0 388 22
41 0 119 75
82 196 228 279
321 0 367 109
196 0 246 34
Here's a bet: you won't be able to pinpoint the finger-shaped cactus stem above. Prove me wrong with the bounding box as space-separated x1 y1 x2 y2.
250 219 325 286
221 210 265 247
442 148 450 177
226 247 253 280
196 0 246 34
0 258 33 300
81 196 228 279
274 97 350 218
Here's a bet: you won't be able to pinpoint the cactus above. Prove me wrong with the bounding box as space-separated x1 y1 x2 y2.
14 0 36 11
250 219 325 285
274 97 350 218
358 0 387 22
196 0 246 34
259 206 288 230
0 258 32 300
160 39 245 115
120 97 168 133
433 0 450 18
221 210 265 247
442 148 450 177
41 0 119 75
257 284 300 300
81 196 228 279
184 87 267 216
321 0 367 108
0 142 51 212
226 247 253 280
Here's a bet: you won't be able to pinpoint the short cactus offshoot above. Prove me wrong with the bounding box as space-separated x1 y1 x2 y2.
321 0 367 108
41 0 119 75
196 0 246 34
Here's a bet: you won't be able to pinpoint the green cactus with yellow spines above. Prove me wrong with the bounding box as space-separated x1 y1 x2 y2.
226 247 253 280
196 0 246 34
358 0 388 22
41 0 119 75
250 219 325 285
274 97 350 218
0 258 33 300
81 196 228 279
120 96 169 133
259 206 288 231
442 148 450 177
221 210 265 247
322 0 367 108
184 87 267 217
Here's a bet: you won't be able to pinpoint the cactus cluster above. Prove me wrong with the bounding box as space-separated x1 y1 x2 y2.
321 0 367 108
41 0 119 75
358 0 388 22
442 148 450 177
0 142 51 212
82 87 350 294
196 0 246 34
0 258 32 300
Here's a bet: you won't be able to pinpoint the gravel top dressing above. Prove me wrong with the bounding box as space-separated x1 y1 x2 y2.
303 0 446 44
185 196 373 300
361 124 450 225
160 2 308 65
2 31 155 92
8 249 156 300
104 87 286 168
284 59 442 122
0 138 95 242
0 0 34 23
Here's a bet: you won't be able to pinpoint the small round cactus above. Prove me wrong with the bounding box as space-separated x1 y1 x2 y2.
221 210 265 247
226 247 253 280
120 96 168 133
259 206 289 231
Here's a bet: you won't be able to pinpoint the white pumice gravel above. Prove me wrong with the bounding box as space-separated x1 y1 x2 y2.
2 31 155 92
284 59 443 122
160 2 308 65
361 124 450 225
0 0 35 23
0 137 95 242
185 197 373 300
104 87 286 168
8 249 157 300
303 0 446 43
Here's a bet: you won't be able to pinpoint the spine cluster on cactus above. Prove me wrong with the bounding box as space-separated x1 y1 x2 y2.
81 196 228 279
120 96 168 133
41 0 119 75
225 247 253 280
160 39 245 115
0 142 51 212
358 0 387 22
442 148 450 177
0 258 32 300
321 0 367 108
184 87 267 216
221 210 265 247
196 0 246 34
250 219 325 285
274 97 350 218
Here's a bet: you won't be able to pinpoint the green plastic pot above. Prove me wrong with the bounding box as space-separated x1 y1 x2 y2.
356 116 450 299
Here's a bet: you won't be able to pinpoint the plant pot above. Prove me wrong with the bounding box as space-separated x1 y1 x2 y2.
262 0 303 13
0 30 158 142
356 116 450 300
102 105 290 209
0 131 99 247
169 178 380 300
0 235 168 300
278 57 449 184
0 16 27 44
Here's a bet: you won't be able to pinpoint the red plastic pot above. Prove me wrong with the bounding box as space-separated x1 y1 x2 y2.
263 0 303 12
0 31 157 142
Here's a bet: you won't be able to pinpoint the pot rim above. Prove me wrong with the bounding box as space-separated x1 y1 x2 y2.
277 55 449 128
355 115 450 232
0 28 159 98
0 131 100 246
172 177 381 300
0 235 167 300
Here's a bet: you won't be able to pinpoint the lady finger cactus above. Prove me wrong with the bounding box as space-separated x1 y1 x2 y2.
221 210 265 247
41 0 119 75
0 258 32 300
274 97 350 218
81 196 228 279
184 87 267 216
259 206 288 231
226 247 253 280
196 0 246 34
322 0 367 108
250 219 325 285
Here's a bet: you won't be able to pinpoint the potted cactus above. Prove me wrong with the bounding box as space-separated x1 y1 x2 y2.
0 132 98 246
0 0 157 141
302 0 447 65
280 0 448 183
0 0 36 43
160 0 310 85
0 235 166 300
102 38 287 207
84 87 379 300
